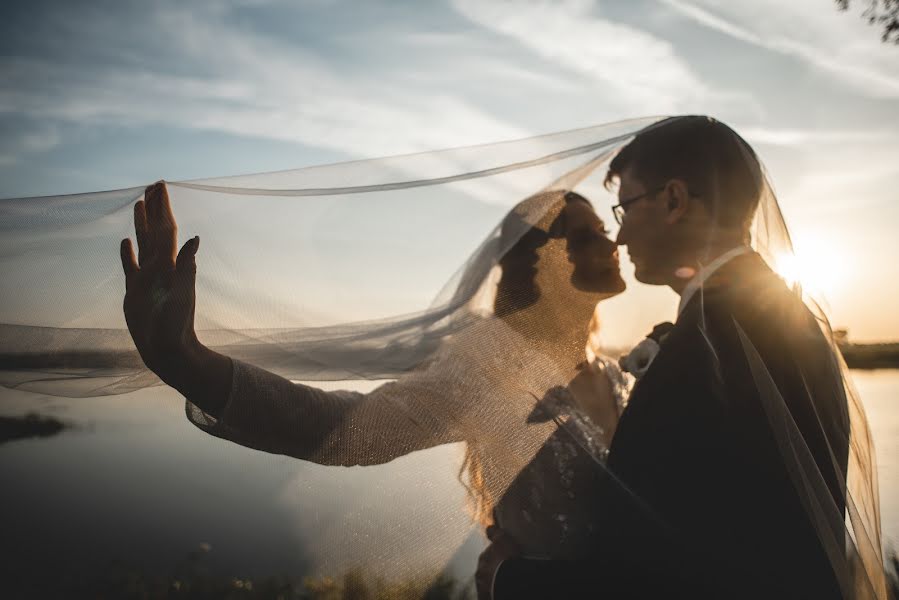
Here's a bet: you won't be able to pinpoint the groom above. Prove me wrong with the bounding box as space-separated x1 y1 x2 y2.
482 117 850 599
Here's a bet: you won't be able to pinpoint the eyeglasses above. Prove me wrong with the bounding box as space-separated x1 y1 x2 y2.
611 186 665 225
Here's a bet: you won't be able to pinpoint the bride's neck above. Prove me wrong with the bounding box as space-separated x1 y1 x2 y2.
499 296 601 370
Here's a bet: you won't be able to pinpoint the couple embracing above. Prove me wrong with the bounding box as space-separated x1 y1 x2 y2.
120 117 868 598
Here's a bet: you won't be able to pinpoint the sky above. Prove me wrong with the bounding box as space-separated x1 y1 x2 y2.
1 0 898 342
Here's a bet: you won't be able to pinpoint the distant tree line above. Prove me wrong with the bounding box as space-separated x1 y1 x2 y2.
836 0 899 43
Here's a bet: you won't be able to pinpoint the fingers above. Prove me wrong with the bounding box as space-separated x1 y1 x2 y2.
144 181 163 222
144 181 177 264
120 238 138 286
157 181 177 228
175 235 200 280
134 199 149 266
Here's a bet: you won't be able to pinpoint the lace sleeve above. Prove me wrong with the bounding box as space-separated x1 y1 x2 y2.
185 358 465 466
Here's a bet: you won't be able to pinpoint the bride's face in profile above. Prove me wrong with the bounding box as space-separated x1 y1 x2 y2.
555 199 626 295
496 197 625 317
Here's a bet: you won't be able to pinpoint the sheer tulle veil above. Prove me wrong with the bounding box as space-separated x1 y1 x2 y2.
0 116 887 596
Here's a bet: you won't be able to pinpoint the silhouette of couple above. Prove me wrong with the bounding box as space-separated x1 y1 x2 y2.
121 117 852 598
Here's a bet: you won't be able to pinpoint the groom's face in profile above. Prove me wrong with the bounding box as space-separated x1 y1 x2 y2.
614 167 672 285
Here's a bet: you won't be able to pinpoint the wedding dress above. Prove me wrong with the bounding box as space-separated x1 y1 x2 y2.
189 314 629 559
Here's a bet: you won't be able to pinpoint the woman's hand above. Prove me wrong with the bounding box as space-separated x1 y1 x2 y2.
120 182 201 384
568 360 619 444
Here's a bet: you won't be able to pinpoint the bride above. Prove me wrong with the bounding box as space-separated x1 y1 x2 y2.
120 182 628 564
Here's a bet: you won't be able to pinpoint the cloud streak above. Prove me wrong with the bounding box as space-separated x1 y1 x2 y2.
659 0 899 98
450 0 709 114
739 127 891 146
0 1 531 165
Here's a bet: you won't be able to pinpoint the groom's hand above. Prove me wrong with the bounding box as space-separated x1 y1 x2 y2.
476 525 520 600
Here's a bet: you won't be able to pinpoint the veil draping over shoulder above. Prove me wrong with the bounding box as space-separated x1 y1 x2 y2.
0 117 887 597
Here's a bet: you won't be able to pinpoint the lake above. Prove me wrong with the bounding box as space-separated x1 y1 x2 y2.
1 369 896 596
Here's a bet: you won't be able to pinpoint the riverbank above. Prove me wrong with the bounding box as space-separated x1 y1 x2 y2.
603 342 899 370
839 343 899 370
0 413 67 446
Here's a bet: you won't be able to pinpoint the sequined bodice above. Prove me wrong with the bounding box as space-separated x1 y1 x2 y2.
492 357 630 559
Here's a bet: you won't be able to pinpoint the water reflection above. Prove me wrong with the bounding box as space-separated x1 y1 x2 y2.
0 413 68 445
0 383 480 597
1 370 896 597
851 370 899 552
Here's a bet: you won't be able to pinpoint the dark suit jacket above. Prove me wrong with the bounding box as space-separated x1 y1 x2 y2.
493 252 850 599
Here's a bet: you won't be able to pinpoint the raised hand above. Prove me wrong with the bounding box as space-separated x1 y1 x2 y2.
120 181 200 381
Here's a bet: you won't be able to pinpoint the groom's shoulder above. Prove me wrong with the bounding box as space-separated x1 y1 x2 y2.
703 253 812 332
671 256 820 371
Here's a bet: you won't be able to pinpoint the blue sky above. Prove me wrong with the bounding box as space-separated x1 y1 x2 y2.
1 0 898 340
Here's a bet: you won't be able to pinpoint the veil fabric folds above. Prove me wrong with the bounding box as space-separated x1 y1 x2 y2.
0 117 887 597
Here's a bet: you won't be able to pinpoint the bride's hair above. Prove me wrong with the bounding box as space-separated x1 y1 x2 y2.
461 189 595 528
604 116 763 235
492 190 587 317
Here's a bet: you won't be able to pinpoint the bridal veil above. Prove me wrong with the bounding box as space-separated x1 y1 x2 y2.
0 117 887 597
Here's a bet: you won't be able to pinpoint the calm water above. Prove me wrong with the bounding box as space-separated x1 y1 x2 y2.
0 381 482 596
852 370 899 552
1 370 896 594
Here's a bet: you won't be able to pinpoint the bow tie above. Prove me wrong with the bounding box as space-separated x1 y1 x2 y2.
619 322 675 380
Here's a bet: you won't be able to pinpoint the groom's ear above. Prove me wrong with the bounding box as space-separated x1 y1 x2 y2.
663 179 690 225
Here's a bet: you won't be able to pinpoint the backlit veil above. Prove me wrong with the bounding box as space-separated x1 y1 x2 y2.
751 170 887 598
0 117 886 596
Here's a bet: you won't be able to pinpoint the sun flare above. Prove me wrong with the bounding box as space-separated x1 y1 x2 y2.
773 236 844 298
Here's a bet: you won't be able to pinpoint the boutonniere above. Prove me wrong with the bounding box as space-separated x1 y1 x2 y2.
619 322 675 380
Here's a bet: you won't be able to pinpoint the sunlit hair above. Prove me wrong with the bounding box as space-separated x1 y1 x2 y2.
460 189 594 527
604 116 763 238
459 441 496 528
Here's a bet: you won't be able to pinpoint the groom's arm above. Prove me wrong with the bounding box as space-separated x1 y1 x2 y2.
492 557 603 599
491 547 705 599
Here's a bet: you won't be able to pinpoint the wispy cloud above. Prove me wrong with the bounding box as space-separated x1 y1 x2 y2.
659 0 899 98
0 1 530 165
0 121 60 167
658 0 763 45
740 127 891 146
450 0 708 114
788 148 899 213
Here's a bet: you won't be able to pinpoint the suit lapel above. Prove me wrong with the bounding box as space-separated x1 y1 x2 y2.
608 253 766 459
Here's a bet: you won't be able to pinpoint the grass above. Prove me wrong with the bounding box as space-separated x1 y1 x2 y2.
21 545 474 600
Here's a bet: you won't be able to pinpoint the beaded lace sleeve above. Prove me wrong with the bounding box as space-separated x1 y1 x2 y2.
185 357 465 466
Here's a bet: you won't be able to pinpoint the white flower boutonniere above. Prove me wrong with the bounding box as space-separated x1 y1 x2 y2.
619 322 675 380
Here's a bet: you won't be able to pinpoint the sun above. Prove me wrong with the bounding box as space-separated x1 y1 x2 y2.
773 236 844 299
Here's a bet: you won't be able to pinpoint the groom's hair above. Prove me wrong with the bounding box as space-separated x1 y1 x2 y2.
605 116 763 233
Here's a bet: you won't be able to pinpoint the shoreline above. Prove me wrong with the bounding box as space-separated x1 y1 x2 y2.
0 413 68 445
601 343 899 371
838 343 899 370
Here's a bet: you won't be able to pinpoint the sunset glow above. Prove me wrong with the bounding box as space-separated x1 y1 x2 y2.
774 237 845 299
